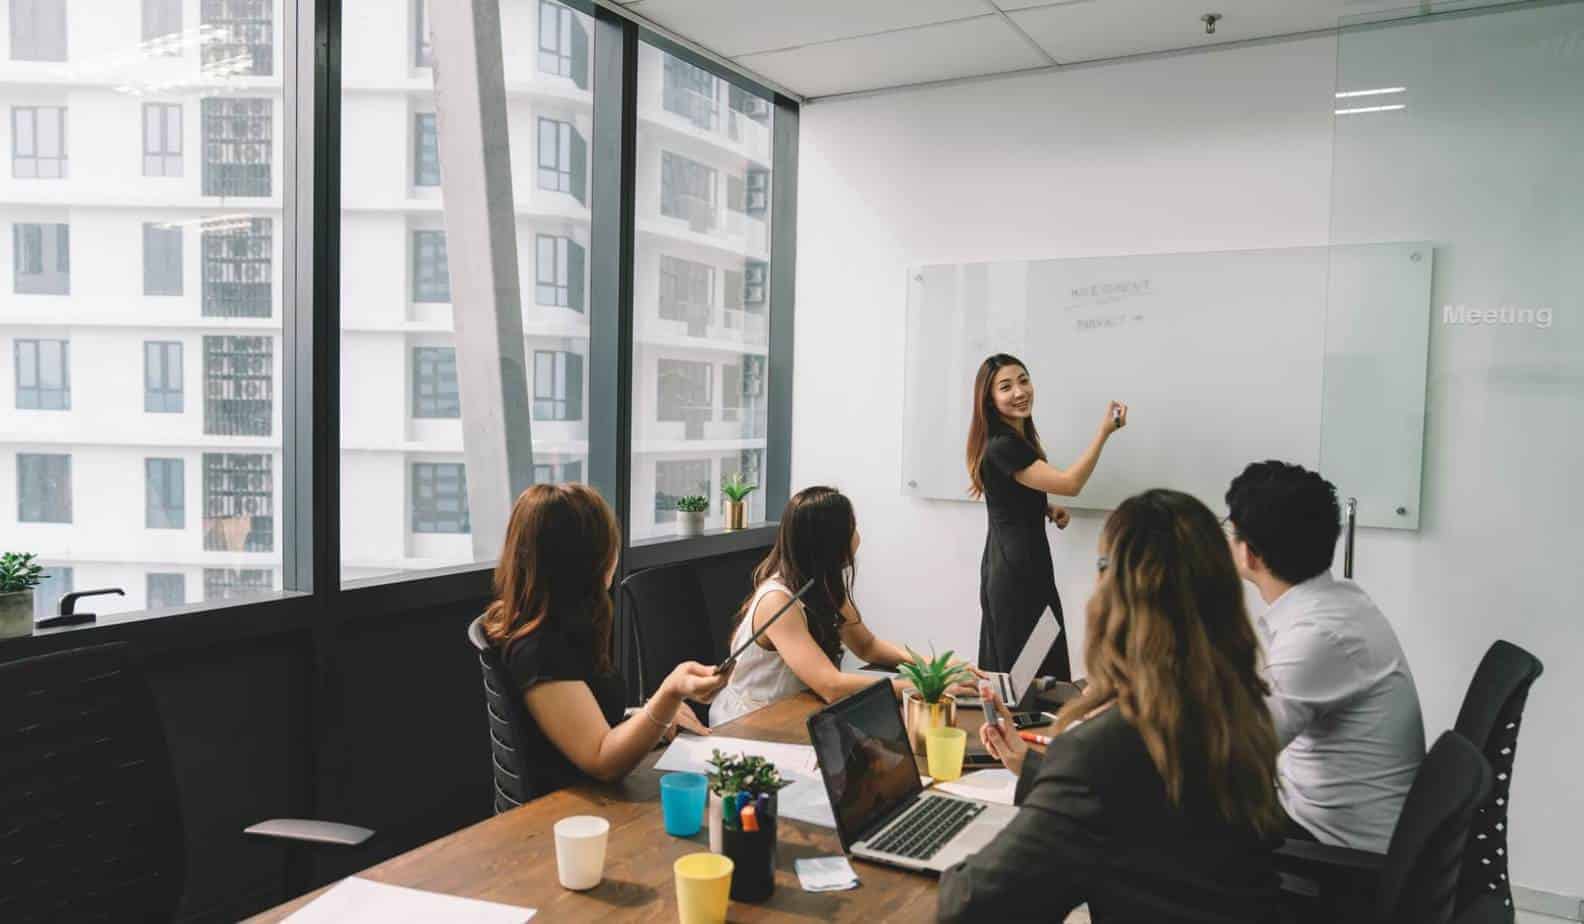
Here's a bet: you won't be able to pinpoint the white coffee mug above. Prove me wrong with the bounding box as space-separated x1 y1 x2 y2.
554 815 610 891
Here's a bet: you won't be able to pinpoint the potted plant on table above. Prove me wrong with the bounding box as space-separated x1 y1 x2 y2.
706 751 791 902
674 495 709 538
720 473 757 531
897 647 971 754
0 552 44 640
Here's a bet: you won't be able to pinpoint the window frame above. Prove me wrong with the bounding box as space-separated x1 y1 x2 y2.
143 103 183 177
17 452 72 523
12 104 66 178
411 461 470 534
14 337 70 410
411 345 460 419
144 340 185 413
410 229 450 303
412 111 439 187
146 457 186 530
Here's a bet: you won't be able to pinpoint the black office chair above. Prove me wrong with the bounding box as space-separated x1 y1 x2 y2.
1456 894 1518 924
467 616 542 815
1452 640 1543 918
1279 730 1493 924
0 642 372 923
618 564 715 723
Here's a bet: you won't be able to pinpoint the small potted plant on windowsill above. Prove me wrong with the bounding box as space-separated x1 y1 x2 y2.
0 552 44 640
897 646 970 754
675 495 709 538
721 472 757 531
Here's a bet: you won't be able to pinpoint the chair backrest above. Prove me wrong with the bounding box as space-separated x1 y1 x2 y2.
1377 731 1494 924
0 642 186 922
1452 640 1543 915
618 564 715 703
467 616 540 815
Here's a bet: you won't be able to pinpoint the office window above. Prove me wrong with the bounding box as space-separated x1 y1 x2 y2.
204 335 272 436
538 0 588 88
17 452 70 522
659 255 714 333
413 112 439 186
662 55 717 132
660 151 716 232
201 0 272 76
203 453 272 552
532 349 582 421
201 98 271 196
9 0 66 61
144 340 183 413
654 459 710 524
412 462 468 533
203 567 272 601
15 338 69 409
534 234 584 311
12 222 68 294
413 0 430 67
536 117 586 203
656 359 712 423
143 0 182 47
144 223 183 295
147 572 186 608
143 103 182 176
145 457 184 529
12 106 65 178
202 217 271 317
411 230 449 302
411 346 458 418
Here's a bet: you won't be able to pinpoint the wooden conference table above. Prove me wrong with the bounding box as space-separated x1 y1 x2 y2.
250 692 1089 923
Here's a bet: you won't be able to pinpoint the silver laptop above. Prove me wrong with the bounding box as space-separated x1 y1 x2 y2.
807 680 1017 875
965 607 1062 712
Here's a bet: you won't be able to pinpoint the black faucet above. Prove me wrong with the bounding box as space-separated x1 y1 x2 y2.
36 587 125 630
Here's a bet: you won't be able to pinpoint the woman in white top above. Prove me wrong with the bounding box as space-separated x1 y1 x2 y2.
711 486 975 726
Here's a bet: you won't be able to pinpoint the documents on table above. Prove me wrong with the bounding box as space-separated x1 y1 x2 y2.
655 734 833 828
283 877 535 923
931 768 1019 806
796 856 860 892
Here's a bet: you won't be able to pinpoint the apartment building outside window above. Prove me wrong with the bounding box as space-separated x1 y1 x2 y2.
727 167 769 218
413 112 439 186
659 255 715 335
533 460 583 484
411 346 458 418
202 453 272 553
537 117 585 202
654 458 709 523
413 0 431 68
14 338 69 409
144 341 183 413
143 103 182 176
12 222 68 294
411 230 449 302
662 55 717 132
143 0 182 47
201 0 272 76
535 234 583 311
201 218 271 317
657 358 712 429
12 105 65 177
201 98 271 196
17 452 71 522
204 568 272 601
412 462 468 534
144 223 183 295
660 151 716 232
727 84 772 141
721 356 764 424
538 0 588 86
532 349 582 421
145 457 185 529
9 0 66 61
203 335 273 436
147 572 185 608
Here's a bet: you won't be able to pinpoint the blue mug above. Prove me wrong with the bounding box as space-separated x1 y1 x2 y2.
660 772 709 837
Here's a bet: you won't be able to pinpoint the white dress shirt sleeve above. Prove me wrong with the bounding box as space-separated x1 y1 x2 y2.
1265 622 1360 749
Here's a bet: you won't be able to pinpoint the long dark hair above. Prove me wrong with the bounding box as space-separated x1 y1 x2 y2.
734 486 857 665
966 353 1046 497
1056 488 1283 835
481 483 620 673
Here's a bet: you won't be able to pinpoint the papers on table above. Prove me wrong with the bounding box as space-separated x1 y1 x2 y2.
283 877 535 923
795 856 860 892
931 768 1019 806
655 734 835 828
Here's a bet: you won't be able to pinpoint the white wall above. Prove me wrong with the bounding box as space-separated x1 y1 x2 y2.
794 30 1583 899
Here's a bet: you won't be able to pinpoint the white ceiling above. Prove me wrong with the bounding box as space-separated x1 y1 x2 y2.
615 0 1423 99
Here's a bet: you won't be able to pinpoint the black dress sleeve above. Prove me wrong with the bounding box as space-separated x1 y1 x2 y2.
983 434 1040 478
502 629 588 692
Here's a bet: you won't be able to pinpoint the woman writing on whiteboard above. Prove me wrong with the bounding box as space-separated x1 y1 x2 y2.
966 353 1127 675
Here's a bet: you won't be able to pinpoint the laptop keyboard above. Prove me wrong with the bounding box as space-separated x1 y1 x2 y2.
868 796 985 860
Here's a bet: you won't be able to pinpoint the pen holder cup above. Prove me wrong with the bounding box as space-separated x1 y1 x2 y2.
720 795 777 902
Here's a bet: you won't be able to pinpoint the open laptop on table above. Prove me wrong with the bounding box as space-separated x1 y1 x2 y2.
965 606 1062 713
807 680 1017 874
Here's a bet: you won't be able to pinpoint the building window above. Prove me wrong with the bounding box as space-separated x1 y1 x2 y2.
14 338 69 409
203 453 272 552
201 98 271 196
203 567 272 601
722 358 764 423
744 259 768 306
413 112 439 186
532 349 582 421
147 572 186 608
728 167 770 218
143 0 182 47
538 0 588 87
413 0 430 67
200 0 272 76
411 346 458 418
536 117 585 203
145 457 185 529
657 359 712 424
17 452 71 522
660 151 716 231
9 0 66 61
12 106 65 178
659 255 715 332
412 230 449 302
654 459 710 523
31 566 71 619
412 462 469 533
535 234 584 311
203 335 272 436
728 85 771 123
145 340 183 413
12 222 69 294
144 223 183 295
143 103 182 176
201 217 271 317
662 55 718 132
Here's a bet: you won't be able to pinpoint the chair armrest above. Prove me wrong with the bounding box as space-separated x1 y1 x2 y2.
244 818 375 848
1275 839 1387 875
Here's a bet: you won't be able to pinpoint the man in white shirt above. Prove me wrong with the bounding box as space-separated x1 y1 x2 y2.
1225 461 1426 854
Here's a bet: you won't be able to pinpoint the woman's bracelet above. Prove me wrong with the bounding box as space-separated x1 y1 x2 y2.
639 700 674 731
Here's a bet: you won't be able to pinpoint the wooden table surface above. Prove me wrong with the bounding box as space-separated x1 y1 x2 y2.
248 693 1089 923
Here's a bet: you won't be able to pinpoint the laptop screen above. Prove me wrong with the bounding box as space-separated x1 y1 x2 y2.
1007 607 1062 704
807 680 923 850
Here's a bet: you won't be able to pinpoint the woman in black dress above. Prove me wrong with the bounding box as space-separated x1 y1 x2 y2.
966 354 1127 675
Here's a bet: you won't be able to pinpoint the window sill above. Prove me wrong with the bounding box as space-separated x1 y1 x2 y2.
625 522 778 570
0 591 315 660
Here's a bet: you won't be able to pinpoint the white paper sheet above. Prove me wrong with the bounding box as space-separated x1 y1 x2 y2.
931 768 1019 806
283 877 534 924
795 856 860 892
654 734 821 780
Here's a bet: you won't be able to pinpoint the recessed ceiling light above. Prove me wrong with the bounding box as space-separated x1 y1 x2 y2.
1335 87 1408 98
1335 103 1408 115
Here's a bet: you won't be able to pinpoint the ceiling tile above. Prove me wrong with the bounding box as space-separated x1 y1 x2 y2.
629 0 993 58
735 15 1049 98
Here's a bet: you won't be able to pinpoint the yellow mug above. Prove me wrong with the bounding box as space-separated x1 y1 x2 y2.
924 726 968 782
674 852 734 924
